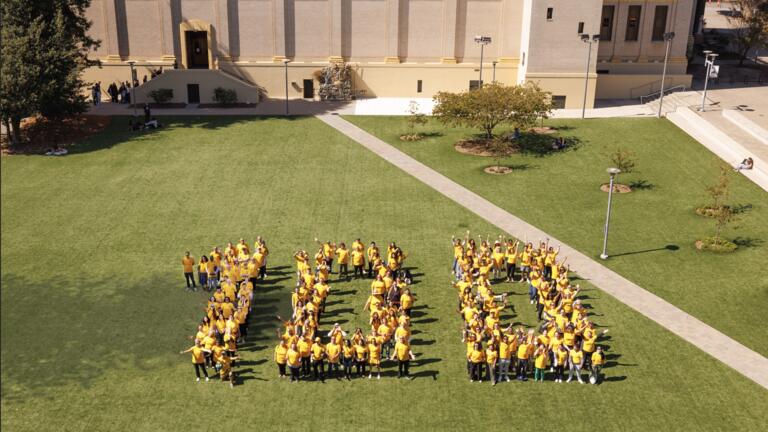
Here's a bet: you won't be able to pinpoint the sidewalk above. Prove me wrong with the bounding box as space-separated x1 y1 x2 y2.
89 97 653 118
316 113 768 390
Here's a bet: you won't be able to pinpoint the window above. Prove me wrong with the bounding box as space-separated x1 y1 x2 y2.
597 69 610 74
546 8 553 20
417 80 423 93
578 22 584 34
552 96 566 109
469 80 481 91
652 5 668 41
625 5 642 41
600 6 615 41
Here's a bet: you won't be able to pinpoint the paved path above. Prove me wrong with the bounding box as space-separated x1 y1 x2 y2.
317 113 768 390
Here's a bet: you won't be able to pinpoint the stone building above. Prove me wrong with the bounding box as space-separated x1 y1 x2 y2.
84 0 700 107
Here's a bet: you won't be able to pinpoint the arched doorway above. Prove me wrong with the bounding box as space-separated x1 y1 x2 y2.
179 20 214 70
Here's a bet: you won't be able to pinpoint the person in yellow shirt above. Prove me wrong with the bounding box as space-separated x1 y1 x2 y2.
366 242 379 279
179 340 209 382
217 351 240 388
197 256 210 291
400 289 415 317
567 344 585 384
533 345 549 382
342 339 355 381
353 338 369 377
182 251 196 291
326 340 341 379
469 342 486 382
367 335 383 379
336 242 350 280
486 342 499 385
589 346 604 384
394 338 415 379
297 335 312 377
351 247 365 278
311 337 326 382
516 338 531 381
498 335 513 382
274 340 289 378
286 342 302 382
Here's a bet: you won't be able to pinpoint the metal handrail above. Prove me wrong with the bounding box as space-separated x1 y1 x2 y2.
640 85 687 104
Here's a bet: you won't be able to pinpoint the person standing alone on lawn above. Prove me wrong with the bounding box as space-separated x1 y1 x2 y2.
182 251 196 291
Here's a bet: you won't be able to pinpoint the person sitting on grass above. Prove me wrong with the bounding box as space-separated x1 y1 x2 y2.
45 145 68 156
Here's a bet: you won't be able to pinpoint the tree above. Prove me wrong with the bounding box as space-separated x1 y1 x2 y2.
432 82 553 139
727 0 768 66
488 137 511 171
405 101 428 138
0 0 98 147
610 147 636 185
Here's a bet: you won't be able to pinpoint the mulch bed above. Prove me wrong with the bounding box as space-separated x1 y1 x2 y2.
600 183 632 193
484 166 514 175
1 115 111 156
455 138 519 157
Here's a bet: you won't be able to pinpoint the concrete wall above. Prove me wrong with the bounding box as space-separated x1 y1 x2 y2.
595 73 692 99
132 69 261 104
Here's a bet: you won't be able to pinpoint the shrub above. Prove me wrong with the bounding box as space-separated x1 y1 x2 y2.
213 87 238 105
695 236 738 253
148 88 173 104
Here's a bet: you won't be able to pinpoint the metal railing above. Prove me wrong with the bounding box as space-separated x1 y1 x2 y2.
639 85 687 105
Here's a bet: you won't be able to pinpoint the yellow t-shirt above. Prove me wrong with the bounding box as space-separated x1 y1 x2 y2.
311 343 325 361
517 343 531 360
337 248 349 264
189 346 204 364
534 350 548 369
591 351 603 366
401 294 414 310
470 349 485 363
395 342 411 361
182 256 195 272
326 343 341 363
286 349 301 367
274 344 288 364
485 348 498 364
570 350 584 364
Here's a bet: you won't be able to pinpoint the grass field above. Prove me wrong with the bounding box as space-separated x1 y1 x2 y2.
1 116 766 431
344 115 768 357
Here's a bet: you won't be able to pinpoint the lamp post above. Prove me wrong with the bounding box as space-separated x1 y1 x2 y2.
580 34 600 119
700 51 718 112
492 61 497 83
282 59 290 116
600 167 622 260
128 60 137 117
657 32 675 118
474 36 492 88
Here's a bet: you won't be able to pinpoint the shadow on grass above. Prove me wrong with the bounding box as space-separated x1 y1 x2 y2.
610 244 679 258
515 133 584 158
628 179 655 190
732 237 763 248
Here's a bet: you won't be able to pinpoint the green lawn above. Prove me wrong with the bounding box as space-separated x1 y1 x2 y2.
1 116 766 431
344 115 768 357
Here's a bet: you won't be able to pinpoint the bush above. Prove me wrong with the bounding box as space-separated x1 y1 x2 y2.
695 236 738 253
213 87 238 105
148 88 173 104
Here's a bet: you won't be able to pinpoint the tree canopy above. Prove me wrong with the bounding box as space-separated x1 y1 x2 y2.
432 82 553 138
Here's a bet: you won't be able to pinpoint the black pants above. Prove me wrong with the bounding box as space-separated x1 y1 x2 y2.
398 360 410 377
537 303 545 321
506 263 516 280
367 262 374 278
326 258 333 273
555 365 564 380
301 356 311 376
470 361 483 381
353 265 363 278
543 266 552 279
328 362 340 378
312 360 325 380
343 358 354 379
356 359 366 376
278 363 286 376
184 272 196 288
289 366 300 381
259 265 266 279
193 363 208 378
339 263 348 277
517 359 529 378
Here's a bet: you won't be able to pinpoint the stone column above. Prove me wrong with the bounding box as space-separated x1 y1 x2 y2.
384 0 400 63
216 0 231 61
273 0 288 61
103 0 122 61
159 0 176 62
441 0 458 63
329 0 344 63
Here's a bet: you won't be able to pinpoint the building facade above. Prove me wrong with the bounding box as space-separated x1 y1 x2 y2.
84 0 697 107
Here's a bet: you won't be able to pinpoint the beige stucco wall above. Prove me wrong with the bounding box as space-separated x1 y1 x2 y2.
595 73 692 99
526 73 597 109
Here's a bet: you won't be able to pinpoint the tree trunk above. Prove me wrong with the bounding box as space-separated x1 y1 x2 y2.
738 47 750 67
11 116 22 147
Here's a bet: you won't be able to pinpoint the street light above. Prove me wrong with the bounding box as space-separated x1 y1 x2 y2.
127 60 137 117
700 51 718 112
600 167 621 260
580 34 600 119
282 59 290 116
474 36 492 88
657 32 675 118
492 61 498 83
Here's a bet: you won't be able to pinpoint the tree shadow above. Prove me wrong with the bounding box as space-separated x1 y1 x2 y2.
731 237 763 248
731 203 753 215
514 133 583 158
628 179 655 190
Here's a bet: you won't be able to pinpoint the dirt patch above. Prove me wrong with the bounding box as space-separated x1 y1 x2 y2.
600 183 632 193
455 138 518 157
2 115 111 156
484 166 514 175
399 134 424 141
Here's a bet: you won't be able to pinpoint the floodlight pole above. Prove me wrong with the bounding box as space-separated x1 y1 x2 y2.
580 34 599 119
492 61 497 82
700 51 717 112
657 32 675 118
283 59 290 116
128 61 137 117
474 36 491 88
600 167 621 260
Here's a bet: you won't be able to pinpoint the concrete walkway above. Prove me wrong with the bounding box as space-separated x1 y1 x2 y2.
317 113 768 390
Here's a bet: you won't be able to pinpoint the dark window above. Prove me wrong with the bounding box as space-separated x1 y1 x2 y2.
600 6 615 41
417 80 423 93
652 5 668 41
597 69 610 74
546 8 553 20
578 22 584 34
552 96 566 109
469 80 481 91
625 5 642 41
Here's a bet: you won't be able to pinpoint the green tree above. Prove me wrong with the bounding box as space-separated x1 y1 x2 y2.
728 0 768 66
0 0 98 147
610 147 637 185
405 101 428 137
432 82 553 139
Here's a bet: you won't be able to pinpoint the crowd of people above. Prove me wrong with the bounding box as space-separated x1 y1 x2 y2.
178 238 270 386
273 239 417 382
453 232 609 385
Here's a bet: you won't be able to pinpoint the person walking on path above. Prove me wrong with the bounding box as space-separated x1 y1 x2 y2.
182 251 196 291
